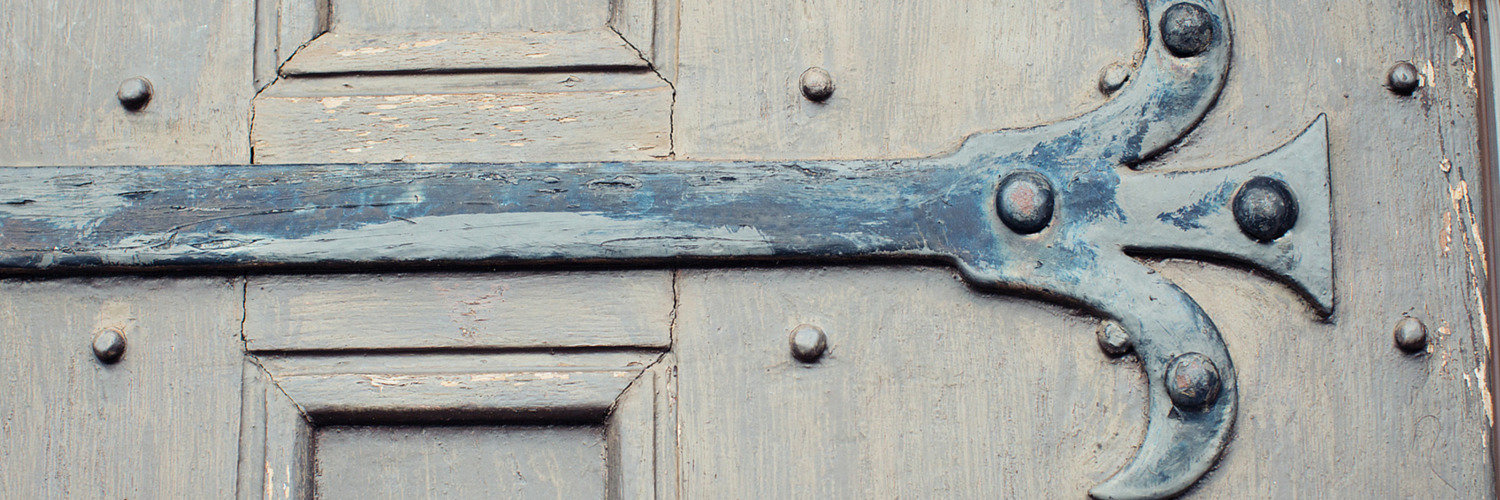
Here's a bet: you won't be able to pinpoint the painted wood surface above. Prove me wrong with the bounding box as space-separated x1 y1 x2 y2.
281 30 650 75
314 425 608 500
668 0 1496 497
252 72 672 163
0 278 245 498
245 271 674 350
0 0 254 165
328 0 610 33
672 0 1141 160
241 351 666 499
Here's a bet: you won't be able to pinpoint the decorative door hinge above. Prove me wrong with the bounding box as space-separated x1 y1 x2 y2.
0 1 1330 498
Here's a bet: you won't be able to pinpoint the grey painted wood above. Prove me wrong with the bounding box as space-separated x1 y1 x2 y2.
0 1 254 165
329 0 610 33
674 266 1145 498
670 1 1496 497
251 72 673 163
242 351 666 499
313 425 607 500
672 0 1141 161
281 30 650 75
245 271 674 350
0 277 245 498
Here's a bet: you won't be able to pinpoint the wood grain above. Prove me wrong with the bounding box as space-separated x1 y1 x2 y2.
281 30 649 75
313 425 608 500
0 277 245 498
670 0 1497 497
674 266 1145 498
671 0 1141 160
329 0 609 33
251 72 673 163
0 0 254 165
245 271 674 351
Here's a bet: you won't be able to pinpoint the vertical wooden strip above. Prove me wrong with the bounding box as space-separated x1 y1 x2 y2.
608 370 657 500
263 384 314 500
238 361 271 500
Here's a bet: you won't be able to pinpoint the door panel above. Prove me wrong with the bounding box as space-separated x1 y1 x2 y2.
1 0 1496 498
0 278 245 498
0 1 253 165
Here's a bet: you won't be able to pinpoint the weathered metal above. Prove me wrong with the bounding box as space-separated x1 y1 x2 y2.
1393 316 1428 353
1387 61 1422 95
115 76 152 112
1097 321 1133 357
789 324 829 363
995 170 1056 234
92 329 126 364
1098 62 1131 95
1232 176 1299 241
0 0 1332 498
799 67 835 102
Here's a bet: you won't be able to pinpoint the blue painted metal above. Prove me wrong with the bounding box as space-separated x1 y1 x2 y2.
0 1 1333 498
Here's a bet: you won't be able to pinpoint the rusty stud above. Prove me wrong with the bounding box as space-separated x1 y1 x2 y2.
1097 321 1133 356
1393 316 1428 353
1098 62 1131 95
117 77 153 112
800 67 835 102
1387 62 1421 95
1165 352 1220 409
789 324 828 362
1232 176 1298 242
92 329 126 364
1160 3 1216 58
997 171 1055 234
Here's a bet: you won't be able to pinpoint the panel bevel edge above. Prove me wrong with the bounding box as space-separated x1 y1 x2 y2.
240 351 672 498
608 369 658 500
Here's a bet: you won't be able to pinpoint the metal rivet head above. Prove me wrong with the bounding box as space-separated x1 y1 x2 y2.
117 77 153 111
1160 3 1216 58
1232 176 1298 242
1387 61 1421 95
1394 316 1428 353
92 329 126 364
800 67 835 102
1097 321 1133 357
1164 352 1221 409
789 324 828 362
1098 62 1131 95
996 171 1055 234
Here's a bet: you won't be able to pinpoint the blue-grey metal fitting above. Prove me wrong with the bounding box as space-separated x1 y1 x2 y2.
1233 176 1298 242
996 171 1055 234
1165 352 1221 409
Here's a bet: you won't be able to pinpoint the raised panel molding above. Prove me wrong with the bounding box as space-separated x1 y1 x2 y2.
251 0 678 164
237 352 673 499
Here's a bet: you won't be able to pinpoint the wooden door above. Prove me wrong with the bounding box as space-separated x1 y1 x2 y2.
1 0 1496 499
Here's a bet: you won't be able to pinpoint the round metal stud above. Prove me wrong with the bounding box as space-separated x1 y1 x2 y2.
1098 62 1131 95
1164 352 1221 409
1393 316 1428 353
996 171 1055 235
789 324 828 363
117 76 153 112
1232 176 1298 242
1097 321 1132 357
800 67 835 102
1387 61 1421 95
1160 3 1216 58
92 329 126 364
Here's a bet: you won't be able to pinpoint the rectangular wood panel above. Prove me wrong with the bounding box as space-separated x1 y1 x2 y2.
245 271 674 351
0 277 245 498
0 0 253 165
314 425 607 499
251 72 673 163
281 30 650 75
329 0 610 33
